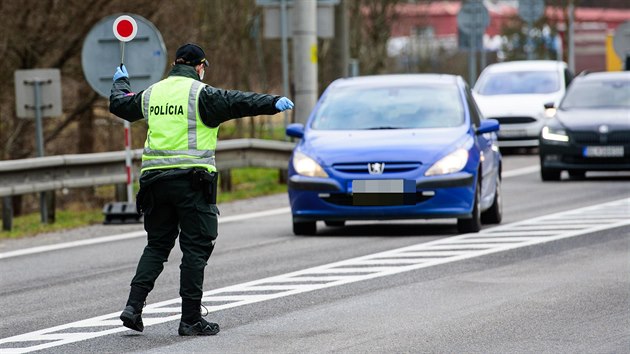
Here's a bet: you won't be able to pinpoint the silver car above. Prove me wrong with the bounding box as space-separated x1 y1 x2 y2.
473 60 574 148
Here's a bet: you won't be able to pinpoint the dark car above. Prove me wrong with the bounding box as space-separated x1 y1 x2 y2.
539 71 630 181
285 74 502 235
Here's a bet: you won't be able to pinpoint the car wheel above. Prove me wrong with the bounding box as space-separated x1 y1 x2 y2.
481 176 502 224
324 220 345 227
540 166 561 181
293 220 317 235
457 179 481 233
568 170 586 179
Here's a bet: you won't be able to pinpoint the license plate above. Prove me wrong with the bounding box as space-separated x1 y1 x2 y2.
583 146 624 157
352 179 408 193
352 179 416 206
498 129 527 138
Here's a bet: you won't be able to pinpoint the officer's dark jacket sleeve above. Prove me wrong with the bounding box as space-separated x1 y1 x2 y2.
109 77 145 122
198 86 281 128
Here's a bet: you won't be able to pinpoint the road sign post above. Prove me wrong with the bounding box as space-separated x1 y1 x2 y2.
14 69 62 224
256 0 340 130
458 0 490 86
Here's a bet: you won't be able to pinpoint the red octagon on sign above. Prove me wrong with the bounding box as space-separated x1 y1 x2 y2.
113 15 137 42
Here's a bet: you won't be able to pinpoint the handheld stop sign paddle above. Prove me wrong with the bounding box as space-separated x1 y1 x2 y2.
112 14 138 205
113 15 138 67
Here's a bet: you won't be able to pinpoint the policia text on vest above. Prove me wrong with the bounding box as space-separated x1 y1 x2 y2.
109 47 293 337
150 103 184 116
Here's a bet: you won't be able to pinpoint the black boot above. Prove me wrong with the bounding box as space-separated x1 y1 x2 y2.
120 285 148 332
178 317 220 336
179 299 220 336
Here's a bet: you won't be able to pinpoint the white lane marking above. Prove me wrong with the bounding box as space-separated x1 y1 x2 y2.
219 207 291 223
1 198 628 354
0 207 291 260
0 163 538 260
501 165 539 178
0 231 145 260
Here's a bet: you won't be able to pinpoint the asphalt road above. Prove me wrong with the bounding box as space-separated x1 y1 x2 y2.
0 154 629 353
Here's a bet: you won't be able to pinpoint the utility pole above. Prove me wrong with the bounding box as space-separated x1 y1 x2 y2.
567 1 575 73
293 0 318 124
335 0 349 78
280 0 290 137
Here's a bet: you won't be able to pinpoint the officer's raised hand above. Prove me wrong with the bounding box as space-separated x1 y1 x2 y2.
275 97 294 112
113 64 129 81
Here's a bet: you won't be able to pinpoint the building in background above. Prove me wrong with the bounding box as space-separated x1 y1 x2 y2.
387 1 630 73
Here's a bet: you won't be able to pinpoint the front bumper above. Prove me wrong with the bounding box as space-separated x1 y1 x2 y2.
288 172 476 222
539 141 630 171
496 120 545 147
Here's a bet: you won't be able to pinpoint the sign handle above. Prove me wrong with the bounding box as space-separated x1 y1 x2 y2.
120 41 125 68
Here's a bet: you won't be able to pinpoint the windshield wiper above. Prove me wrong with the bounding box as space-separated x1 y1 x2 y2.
365 126 407 130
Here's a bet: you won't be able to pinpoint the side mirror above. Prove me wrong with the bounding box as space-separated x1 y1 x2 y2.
286 123 305 138
476 119 500 135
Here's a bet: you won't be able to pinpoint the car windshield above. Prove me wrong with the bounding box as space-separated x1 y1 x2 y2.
310 84 465 130
476 70 560 95
560 80 630 109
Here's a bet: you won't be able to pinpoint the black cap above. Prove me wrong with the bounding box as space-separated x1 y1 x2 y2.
175 43 208 67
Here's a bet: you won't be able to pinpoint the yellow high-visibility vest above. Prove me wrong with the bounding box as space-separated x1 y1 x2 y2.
140 76 217 173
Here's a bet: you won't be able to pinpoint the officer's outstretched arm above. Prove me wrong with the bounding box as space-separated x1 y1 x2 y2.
199 87 280 127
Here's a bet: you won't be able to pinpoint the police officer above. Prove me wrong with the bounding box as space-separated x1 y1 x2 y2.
109 43 294 336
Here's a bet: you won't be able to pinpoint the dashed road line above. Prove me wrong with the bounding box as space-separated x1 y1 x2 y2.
1 198 628 353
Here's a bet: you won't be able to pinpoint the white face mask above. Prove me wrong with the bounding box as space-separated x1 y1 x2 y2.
199 67 205 81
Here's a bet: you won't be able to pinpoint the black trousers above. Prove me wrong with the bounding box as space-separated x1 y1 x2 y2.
131 177 218 301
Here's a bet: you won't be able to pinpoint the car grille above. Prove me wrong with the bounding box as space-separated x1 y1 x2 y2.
320 192 432 206
332 162 421 174
571 131 630 145
490 116 537 124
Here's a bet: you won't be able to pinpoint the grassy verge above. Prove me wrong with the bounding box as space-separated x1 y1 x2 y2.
1 168 287 239
0 209 105 239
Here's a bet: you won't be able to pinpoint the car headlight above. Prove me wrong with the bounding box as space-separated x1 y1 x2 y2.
541 126 569 142
544 107 557 118
425 148 469 176
293 151 328 177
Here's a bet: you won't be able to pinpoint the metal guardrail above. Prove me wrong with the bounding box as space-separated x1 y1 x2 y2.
0 139 294 230
1 138 295 230
0 138 295 198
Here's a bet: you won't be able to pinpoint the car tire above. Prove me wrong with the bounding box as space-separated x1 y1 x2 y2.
293 220 317 235
457 179 481 234
481 176 502 224
540 166 561 181
324 220 345 227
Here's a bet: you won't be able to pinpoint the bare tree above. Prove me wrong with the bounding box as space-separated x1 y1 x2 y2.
349 0 402 75
0 0 196 160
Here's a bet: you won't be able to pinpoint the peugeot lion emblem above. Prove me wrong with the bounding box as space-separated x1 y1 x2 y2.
368 162 385 175
598 125 609 134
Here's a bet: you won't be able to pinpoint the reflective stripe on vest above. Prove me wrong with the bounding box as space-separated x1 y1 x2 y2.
140 77 218 173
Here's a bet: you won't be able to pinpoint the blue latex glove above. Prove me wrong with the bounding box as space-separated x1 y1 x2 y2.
113 65 129 81
275 97 294 111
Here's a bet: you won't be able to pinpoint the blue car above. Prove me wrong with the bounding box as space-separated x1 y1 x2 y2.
286 74 502 235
